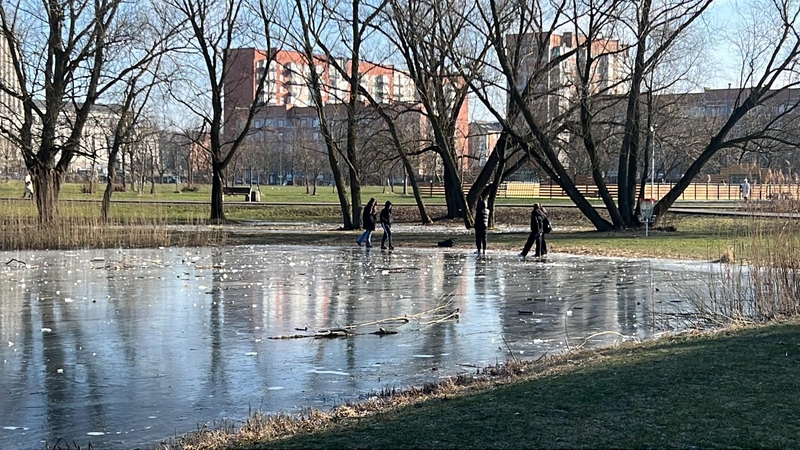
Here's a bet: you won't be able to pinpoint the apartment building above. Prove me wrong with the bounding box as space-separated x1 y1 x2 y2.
508 32 626 119
225 49 418 118
224 48 470 182
467 121 502 171
0 33 22 177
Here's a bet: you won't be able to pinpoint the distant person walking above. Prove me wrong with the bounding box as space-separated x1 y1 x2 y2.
379 201 394 250
740 178 751 203
356 197 378 248
22 174 34 199
519 203 548 258
474 198 489 255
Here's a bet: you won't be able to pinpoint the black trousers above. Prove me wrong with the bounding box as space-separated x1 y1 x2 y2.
475 226 487 252
521 231 547 257
381 222 393 248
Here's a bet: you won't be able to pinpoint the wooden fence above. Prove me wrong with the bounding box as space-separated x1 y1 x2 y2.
421 181 800 201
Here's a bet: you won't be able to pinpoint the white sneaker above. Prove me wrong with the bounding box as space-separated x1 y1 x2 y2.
518 252 525 258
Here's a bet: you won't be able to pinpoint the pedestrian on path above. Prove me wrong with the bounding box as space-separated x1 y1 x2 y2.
740 178 751 203
380 201 394 250
357 198 378 248
22 174 34 199
519 203 548 258
474 198 489 255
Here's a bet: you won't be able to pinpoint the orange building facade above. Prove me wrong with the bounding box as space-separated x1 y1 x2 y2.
224 49 470 181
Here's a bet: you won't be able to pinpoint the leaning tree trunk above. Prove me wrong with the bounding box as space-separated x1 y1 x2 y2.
328 150 352 229
442 161 469 226
101 163 117 221
400 154 433 224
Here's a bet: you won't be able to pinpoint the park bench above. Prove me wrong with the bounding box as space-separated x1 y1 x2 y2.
223 185 260 201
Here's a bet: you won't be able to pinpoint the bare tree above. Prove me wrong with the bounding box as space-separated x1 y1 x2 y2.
101 71 161 220
382 0 485 225
168 0 283 222
289 0 390 228
0 0 167 223
652 0 800 220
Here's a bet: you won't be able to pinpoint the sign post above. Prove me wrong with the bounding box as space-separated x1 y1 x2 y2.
640 198 656 237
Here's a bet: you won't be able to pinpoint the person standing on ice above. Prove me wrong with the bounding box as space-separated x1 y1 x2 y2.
356 198 378 248
519 203 548 258
379 201 394 250
474 198 489 255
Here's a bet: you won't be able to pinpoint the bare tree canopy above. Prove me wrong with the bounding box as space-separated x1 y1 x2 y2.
0 0 174 223
166 0 285 223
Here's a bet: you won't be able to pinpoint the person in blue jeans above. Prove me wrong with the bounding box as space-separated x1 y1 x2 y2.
356 198 378 247
380 201 394 250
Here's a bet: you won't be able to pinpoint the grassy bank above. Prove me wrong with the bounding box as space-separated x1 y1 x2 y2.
159 321 800 449
0 193 771 261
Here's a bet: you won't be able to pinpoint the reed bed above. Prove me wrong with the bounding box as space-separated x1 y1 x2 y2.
678 198 800 325
0 200 225 250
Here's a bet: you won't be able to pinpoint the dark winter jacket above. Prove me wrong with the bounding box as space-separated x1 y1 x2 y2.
531 208 546 234
475 205 489 230
380 204 393 226
362 203 377 231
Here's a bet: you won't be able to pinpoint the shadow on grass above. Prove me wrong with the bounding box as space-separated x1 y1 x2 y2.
250 323 800 449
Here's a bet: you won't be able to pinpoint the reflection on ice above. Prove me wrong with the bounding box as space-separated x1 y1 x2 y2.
0 246 713 449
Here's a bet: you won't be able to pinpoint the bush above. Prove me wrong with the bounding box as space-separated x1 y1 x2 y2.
181 185 199 192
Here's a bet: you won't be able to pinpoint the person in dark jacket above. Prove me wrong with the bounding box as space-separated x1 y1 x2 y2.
519 203 548 258
380 201 394 250
474 198 489 254
356 198 378 248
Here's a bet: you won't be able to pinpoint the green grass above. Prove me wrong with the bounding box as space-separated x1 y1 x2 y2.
241 322 800 449
0 181 642 206
0 182 783 261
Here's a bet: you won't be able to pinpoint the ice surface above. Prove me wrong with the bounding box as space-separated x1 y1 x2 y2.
0 245 710 449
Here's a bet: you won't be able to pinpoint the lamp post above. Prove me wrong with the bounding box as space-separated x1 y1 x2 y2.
650 125 656 200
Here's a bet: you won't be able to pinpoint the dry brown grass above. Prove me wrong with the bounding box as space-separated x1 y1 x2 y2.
0 203 225 250
152 354 594 450
677 198 800 325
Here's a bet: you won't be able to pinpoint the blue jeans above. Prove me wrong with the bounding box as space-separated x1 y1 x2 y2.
357 230 373 246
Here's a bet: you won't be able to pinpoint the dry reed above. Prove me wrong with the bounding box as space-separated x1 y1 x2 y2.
680 198 800 325
0 200 225 250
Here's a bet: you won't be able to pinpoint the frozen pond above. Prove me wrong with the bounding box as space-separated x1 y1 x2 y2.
0 246 712 449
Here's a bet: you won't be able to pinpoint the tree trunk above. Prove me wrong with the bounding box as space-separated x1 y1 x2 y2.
400 153 432 224
210 160 226 223
329 150 352 229
121 153 127 191
617 0 650 225
101 163 117 221
32 166 64 224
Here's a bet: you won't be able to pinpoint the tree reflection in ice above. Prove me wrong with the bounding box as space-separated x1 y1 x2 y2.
0 246 711 449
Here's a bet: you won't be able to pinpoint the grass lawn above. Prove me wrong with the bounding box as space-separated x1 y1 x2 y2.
0 181 613 206
217 321 800 449
0 183 778 261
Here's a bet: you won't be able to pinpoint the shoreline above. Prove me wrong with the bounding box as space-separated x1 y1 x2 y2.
155 320 798 450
